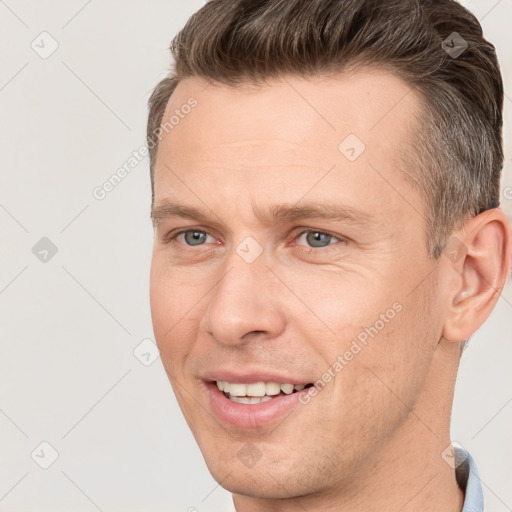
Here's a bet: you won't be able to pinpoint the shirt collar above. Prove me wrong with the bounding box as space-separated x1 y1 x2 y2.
454 447 484 512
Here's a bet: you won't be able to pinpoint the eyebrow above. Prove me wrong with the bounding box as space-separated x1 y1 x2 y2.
151 199 373 228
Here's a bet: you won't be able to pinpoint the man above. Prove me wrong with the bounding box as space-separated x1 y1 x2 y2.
147 1 511 510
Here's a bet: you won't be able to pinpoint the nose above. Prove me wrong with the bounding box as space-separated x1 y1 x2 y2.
201 257 287 346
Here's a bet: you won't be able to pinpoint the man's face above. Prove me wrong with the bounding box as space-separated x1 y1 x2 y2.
150 71 449 497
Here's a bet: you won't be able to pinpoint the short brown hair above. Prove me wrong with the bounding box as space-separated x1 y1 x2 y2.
147 0 504 258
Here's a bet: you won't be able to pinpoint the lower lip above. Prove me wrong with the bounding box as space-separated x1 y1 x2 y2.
204 382 308 429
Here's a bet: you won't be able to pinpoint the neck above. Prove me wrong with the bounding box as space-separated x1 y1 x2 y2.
233 340 465 512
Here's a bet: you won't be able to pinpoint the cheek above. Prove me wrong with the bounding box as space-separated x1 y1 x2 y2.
313 306 436 466
302 267 438 410
286 268 402 354
150 270 204 427
341 289 439 409
149 260 200 368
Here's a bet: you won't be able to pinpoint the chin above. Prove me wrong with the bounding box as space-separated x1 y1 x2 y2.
203 451 322 500
213 472 289 499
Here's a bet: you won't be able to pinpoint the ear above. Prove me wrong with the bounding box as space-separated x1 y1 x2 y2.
442 208 512 342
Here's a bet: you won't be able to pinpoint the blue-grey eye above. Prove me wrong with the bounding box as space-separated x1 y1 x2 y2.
183 230 208 246
299 231 336 248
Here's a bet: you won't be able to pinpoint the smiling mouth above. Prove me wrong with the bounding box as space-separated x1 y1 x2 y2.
216 380 314 404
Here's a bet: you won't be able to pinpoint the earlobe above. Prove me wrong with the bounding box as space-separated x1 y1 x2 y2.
442 209 512 342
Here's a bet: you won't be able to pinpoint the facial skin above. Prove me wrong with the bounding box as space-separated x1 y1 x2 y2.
150 70 511 511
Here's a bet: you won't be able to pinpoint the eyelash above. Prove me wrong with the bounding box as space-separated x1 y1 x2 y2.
164 227 345 253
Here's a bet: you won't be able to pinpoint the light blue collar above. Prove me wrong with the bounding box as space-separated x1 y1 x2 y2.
454 447 484 512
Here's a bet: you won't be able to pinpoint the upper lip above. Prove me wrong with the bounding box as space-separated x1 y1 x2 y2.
201 369 313 385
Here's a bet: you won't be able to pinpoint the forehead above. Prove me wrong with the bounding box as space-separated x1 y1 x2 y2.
153 70 423 223
163 70 417 145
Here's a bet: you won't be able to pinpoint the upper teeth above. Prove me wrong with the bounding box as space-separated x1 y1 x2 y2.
216 381 305 396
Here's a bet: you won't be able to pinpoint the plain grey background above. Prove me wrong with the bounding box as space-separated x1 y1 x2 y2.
0 1 511 510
